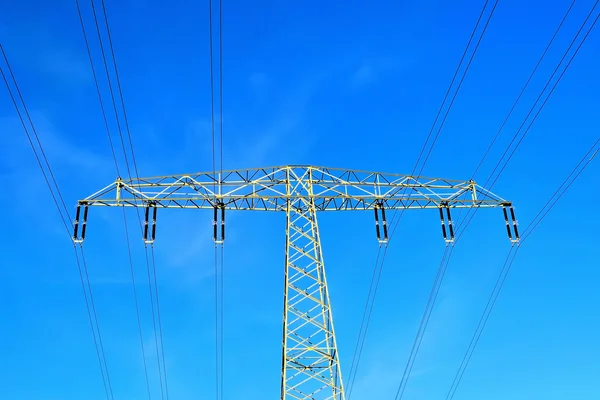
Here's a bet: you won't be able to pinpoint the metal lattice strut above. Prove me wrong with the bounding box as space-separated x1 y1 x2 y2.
74 165 519 400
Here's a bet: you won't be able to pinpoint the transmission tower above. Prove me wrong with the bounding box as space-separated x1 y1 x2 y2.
73 165 518 400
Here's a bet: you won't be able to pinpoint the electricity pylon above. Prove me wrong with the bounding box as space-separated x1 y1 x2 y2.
74 165 518 400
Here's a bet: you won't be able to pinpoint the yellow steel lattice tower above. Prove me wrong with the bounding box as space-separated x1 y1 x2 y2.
282 172 345 399
73 165 519 400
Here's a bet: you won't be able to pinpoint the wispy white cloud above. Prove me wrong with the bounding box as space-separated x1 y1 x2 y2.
225 70 326 168
350 56 414 89
352 65 376 86
248 72 268 88
38 47 91 86
0 113 111 173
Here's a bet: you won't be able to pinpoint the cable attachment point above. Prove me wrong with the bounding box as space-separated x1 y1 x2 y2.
213 202 225 244
439 203 455 244
502 203 520 243
72 202 89 243
374 201 389 244
143 202 157 244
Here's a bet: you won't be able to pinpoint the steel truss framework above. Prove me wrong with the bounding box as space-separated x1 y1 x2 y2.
75 165 518 400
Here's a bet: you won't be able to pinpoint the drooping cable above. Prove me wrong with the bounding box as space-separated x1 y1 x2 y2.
0 44 72 226
392 4 599 397
99 0 141 179
393 246 454 400
208 1 222 399
95 1 171 396
455 0 599 240
2 45 114 400
150 246 170 399
345 2 499 396
75 1 157 397
87 0 133 178
122 210 153 400
416 0 500 176
74 0 120 177
218 1 225 397
470 0 577 179
344 247 382 396
446 134 599 399
74 245 114 400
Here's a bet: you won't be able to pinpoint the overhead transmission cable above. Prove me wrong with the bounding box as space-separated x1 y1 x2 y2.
76 0 172 398
96 1 172 396
209 0 225 398
75 0 153 397
1 44 114 400
456 0 599 238
345 2 499 397
445 134 600 400
470 0 577 179
219 0 225 396
394 2 598 398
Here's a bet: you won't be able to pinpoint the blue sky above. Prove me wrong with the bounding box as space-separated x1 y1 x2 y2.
1 0 599 399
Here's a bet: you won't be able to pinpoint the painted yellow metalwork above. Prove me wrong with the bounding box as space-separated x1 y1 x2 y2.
76 165 514 400
280 168 345 400
79 165 508 211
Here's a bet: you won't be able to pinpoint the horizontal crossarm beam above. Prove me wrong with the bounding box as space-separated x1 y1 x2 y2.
78 165 510 211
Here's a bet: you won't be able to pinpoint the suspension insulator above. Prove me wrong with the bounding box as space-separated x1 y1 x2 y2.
439 207 448 241
151 205 157 242
220 204 225 242
374 206 381 241
73 203 89 243
381 206 389 241
213 206 218 242
143 206 150 242
502 207 513 241
373 202 388 244
81 205 89 241
510 206 520 241
143 203 157 244
445 207 454 241
502 204 520 243
73 205 81 242
213 203 225 244
439 204 454 243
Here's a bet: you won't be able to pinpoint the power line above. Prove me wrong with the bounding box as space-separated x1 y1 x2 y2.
74 245 114 400
219 0 224 177
1 45 114 400
0 44 72 227
344 246 382 395
99 0 141 179
416 0 500 176
394 245 454 400
471 0 577 179
95 1 172 396
382 1 599 397
150 246 171 399
486 1 599 190
446 134 600 399
218 2 225 397
456 0 600 239
123 210 154 400
208 2 222 398
208 0 225 398
209 0 217 181
219 0 225 398
346 2 499 396
87 0 133 178
76 1 171 397
411 0 496 175
433 3 600 396
395 3 600 397
75 0 121 177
